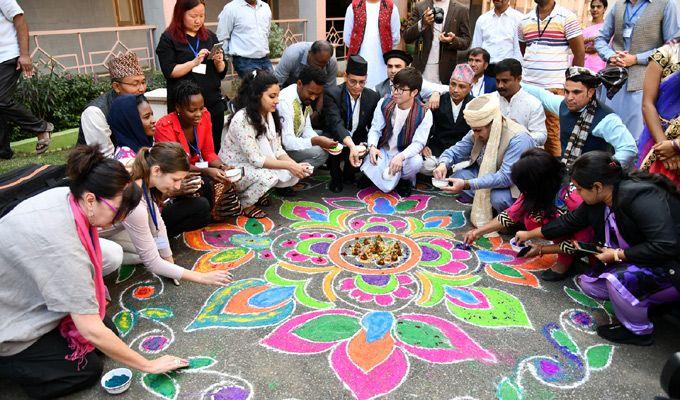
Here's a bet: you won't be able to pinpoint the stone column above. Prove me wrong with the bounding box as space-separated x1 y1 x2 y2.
298 0 326 41
142 0 174 50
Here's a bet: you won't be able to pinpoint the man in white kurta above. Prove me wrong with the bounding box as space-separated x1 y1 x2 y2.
361 68 433 196
343 0 401 89
277 66 337 168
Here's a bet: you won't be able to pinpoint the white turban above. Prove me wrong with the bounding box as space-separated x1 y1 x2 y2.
463 94 503 228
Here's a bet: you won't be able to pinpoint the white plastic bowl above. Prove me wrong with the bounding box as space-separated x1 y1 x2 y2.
432 178 449 189
382 167 395 180
101 367 132 395
225 168 242 182
328 144 344 155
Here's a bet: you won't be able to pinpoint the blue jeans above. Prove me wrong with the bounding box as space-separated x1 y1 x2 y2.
231 56 273 78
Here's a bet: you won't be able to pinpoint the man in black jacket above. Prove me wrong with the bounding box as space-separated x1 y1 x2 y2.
421 63 474 175
323 55 380 192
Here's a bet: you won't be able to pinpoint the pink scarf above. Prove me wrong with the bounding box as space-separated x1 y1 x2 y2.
59 194 107 368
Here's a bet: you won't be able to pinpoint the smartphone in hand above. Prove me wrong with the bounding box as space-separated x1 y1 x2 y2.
208 42 224 59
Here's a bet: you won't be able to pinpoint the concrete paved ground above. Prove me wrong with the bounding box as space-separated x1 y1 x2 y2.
3 175 678 400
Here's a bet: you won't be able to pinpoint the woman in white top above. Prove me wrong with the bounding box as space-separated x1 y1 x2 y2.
101 142 232 286
220 70 309 218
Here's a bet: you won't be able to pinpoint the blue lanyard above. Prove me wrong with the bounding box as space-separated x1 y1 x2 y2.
187 36 201 58
344 88 360 131
187 127 204 162
624 0 646 26
141 181 159 232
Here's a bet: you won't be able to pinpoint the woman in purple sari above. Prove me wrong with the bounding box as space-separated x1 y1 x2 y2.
638 39 680 186
515 152 680 346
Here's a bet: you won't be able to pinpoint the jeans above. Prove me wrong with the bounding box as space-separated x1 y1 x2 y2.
0 58 48 156
231 56 273 78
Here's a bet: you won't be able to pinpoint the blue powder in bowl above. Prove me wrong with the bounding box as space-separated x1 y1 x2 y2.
105 374 130 388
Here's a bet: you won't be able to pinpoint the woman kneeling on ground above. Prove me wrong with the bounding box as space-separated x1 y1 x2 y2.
108 93 213 237
155 80 242 221
219 69 310 218
464 148 594 281
101 142 233 286
0 146 187 399
515 151 680 345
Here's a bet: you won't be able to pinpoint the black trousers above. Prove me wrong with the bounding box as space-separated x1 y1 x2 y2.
162 194 212 238
0 58 48 155
327 147 359 185
207 100 225 154
0 317 116 399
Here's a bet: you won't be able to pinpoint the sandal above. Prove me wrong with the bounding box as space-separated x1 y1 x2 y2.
242 205 267 219
35 122 54 155
212 183 242 221
256 195 271 207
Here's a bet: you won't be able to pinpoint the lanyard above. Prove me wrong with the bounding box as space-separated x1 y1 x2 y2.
187 36 201 58
535 7 554 40
623 0 646 26
344 89 360 131
187 127 204 162
141 181 159 232
473 79 485 97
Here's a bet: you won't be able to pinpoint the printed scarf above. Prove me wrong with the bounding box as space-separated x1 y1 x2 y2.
348 0 394 56
293 98 311 137
379 96 426 151
59 194 107 369
561 97 598 171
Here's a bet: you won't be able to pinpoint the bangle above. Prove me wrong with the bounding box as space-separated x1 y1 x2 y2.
672 139 680 155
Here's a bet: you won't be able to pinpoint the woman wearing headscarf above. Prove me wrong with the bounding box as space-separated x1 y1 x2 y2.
108 94 155 163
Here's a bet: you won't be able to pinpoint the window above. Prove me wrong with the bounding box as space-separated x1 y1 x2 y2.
114 0 145 26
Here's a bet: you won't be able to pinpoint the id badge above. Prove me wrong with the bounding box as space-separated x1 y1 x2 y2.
155 236 170 250
622 28 633 38
192 63 207 75
196 161 209 169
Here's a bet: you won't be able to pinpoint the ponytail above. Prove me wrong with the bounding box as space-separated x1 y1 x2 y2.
131 142 190 203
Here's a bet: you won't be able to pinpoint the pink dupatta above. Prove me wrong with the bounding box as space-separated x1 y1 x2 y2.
58 194 107 368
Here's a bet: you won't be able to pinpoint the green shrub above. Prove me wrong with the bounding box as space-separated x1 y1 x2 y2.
269 22 286 59
10 65 168 141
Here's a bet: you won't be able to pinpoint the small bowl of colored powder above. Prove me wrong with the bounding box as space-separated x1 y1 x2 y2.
101 367 132 394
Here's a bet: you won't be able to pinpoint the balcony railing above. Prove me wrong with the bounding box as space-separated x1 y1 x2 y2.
29 25 157 75
29 19 309 79
326 17 347 61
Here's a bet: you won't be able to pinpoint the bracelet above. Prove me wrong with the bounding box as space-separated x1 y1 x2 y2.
672 139 680 155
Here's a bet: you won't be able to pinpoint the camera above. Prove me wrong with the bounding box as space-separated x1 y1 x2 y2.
432 7 445 24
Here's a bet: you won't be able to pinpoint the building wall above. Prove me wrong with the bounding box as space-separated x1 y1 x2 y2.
22 0 153 73
21 0 116 30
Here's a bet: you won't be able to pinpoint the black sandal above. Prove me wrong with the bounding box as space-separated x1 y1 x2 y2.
242 205 267 219
256 195 271 207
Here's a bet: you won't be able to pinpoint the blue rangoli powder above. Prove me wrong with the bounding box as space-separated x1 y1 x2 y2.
105 374 129 388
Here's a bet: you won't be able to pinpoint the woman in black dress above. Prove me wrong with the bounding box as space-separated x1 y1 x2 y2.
156 0 227 152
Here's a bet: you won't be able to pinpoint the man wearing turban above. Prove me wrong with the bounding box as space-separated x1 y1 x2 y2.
522 66 637 171
77 51 147 158
432 94 535 226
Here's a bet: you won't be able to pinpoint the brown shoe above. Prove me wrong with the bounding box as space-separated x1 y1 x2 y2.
35 122 54 155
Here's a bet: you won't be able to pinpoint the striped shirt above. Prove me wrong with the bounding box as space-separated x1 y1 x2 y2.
518 5 582 89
